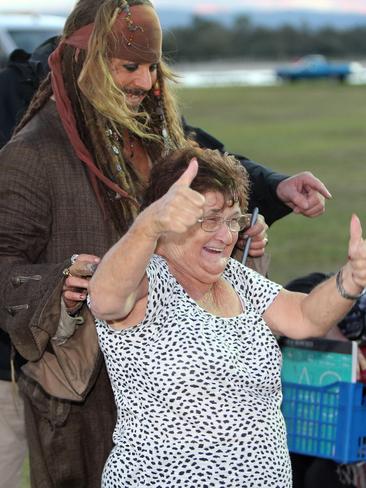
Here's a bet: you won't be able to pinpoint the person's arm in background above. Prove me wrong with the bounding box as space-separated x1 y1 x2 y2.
183 120 331 226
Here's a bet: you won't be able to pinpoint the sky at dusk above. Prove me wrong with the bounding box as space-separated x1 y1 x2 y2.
1 0 366 15
154 0 366 14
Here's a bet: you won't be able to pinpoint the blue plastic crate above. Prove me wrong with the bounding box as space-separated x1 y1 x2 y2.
282 381 366 463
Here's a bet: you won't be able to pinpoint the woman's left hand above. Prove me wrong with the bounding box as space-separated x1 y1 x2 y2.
235 214 268 257
344 214 366 292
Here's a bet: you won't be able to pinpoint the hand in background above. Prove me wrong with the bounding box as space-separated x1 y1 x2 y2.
276 171 332 217
235 214 268 258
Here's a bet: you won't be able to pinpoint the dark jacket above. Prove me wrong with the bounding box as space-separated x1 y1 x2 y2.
0 50 44 149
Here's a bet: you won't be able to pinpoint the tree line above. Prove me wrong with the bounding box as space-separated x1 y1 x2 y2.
162 16 366 62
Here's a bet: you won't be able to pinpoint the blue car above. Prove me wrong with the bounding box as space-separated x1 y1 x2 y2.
276 54 352 82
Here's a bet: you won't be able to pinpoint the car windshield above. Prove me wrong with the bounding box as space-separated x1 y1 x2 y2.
8 29 60 53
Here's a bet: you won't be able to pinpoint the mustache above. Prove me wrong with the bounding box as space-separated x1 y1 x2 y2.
122 88 149 97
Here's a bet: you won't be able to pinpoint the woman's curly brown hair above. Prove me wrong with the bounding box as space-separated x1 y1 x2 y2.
143 146 250 213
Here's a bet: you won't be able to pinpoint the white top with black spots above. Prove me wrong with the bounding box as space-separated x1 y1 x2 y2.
95 254 291 488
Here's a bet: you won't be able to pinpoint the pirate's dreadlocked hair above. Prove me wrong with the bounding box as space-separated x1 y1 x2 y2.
16 0 187 235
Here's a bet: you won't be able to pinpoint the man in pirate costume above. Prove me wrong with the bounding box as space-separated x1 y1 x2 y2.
0 0 330 486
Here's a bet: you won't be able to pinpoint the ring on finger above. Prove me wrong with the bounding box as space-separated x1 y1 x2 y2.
62 267 73 278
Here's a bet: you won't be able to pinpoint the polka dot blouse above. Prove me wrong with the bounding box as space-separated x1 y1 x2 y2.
95 254 291 487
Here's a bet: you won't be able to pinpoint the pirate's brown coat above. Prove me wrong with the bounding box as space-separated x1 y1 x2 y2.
0 101 119 487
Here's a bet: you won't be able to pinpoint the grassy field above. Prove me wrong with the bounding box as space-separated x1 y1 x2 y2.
178 82 366 285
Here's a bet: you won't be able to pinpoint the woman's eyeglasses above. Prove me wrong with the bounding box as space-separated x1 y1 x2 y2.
197 214 251 233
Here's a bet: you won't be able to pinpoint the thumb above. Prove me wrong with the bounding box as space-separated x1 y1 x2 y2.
349 214 363 258
173 158 198 187
70 260 98 277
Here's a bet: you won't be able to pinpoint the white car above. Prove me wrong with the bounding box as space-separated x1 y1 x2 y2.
0 13 65 65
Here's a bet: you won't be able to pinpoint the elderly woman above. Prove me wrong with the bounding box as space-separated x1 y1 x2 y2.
89 146 366 487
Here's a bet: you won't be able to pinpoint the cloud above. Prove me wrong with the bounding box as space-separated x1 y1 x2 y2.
3 0 366 16
155 0 366 14
193 3 229 14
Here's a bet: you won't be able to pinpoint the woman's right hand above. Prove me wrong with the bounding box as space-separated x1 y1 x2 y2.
143 158 205 238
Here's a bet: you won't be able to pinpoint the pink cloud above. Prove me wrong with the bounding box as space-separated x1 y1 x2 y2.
336 0 366 14
156 0 366 15
235 0 366 13
193 3 229 14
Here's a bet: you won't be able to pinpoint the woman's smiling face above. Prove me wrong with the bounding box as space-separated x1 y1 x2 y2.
158 191 241 285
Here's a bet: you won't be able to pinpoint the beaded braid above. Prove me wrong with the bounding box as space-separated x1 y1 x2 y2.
138 61 189 163
63 46 140 234
156 62 187 150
